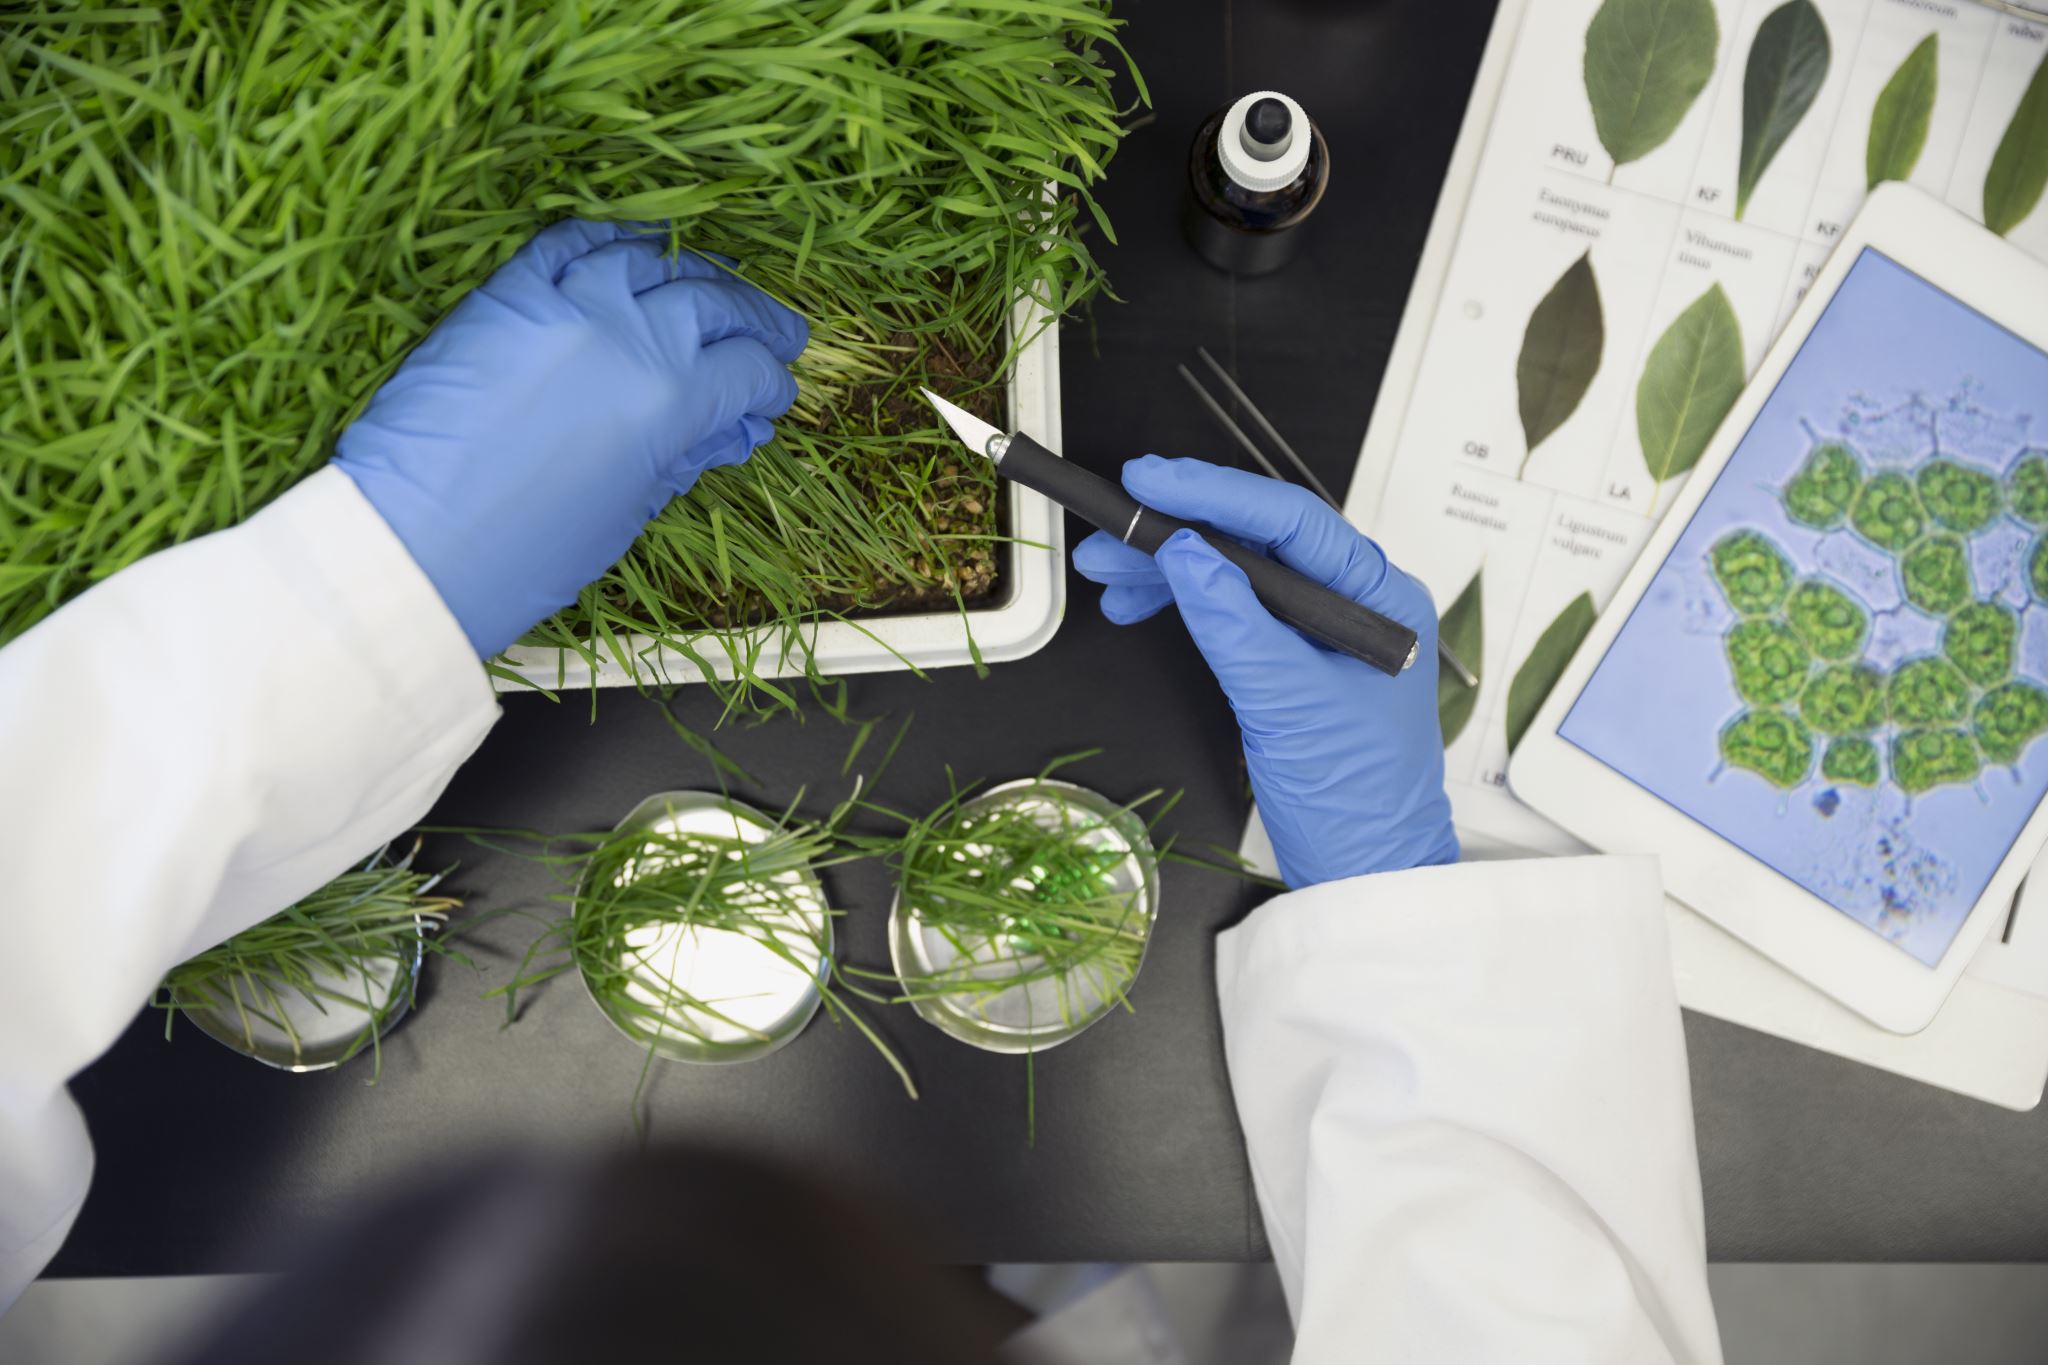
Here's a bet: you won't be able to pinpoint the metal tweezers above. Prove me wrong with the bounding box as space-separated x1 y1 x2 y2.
1179 347 1478 686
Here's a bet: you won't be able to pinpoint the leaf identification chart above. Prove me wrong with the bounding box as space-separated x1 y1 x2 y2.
1362 0 2048 848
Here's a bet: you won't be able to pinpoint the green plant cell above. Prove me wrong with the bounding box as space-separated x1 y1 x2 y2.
1849 471 1928 552
1915 459 2003 534
1899 535 1973 616
1943 600 2019 688
1725 619 1813 705
1721 709 1816 788
1888 656 1974 726
1890 727 1982 795
1710 530 1795 615
1974 682 2048 765
2007 451 2048 526
1784 578 1869 659
1821 736 1882 787
1801 663 1885 735
1780 441 1864 528
2031 536 2048 603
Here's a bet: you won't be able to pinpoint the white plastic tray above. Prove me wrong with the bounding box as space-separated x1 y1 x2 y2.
495 293 1065 691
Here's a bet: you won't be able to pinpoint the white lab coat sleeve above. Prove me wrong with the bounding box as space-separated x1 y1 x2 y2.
0 467 499 1311
1215 855 1722 1365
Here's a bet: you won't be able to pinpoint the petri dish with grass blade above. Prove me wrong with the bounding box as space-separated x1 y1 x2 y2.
574 791 833 1065
888 779 1160 1054
178 846 437 1073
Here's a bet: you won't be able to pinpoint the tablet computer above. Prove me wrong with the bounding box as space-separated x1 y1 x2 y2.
1509 185 2048 1034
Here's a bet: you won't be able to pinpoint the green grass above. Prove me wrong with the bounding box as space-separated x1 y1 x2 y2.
154 851 458 1075
846 767 1162 1022
840 755 1169 1139
1 1 1138 697
461 744 1181 1138
475 795 915 1134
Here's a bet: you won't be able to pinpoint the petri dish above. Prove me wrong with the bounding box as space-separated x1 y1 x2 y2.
888 778 1159 1053
575 790 832 1064
182 847 429 1073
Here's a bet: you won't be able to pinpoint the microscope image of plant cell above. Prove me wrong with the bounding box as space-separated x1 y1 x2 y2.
1725 619 1812 705
1784 578 1868 660
1780 441 1864 528
1890 727 1981 795
1915 459 2002 534
1849 471 1927 552
1889 657 1974 726
1710 435 2048 799
1821 736 1882 786
2007 451 2048 526
1801 663 1885 735
1711 530 1794 615
1943 601 2018 689
1899 535 1972 615
1974 682 2048 765
1721 710 1816 788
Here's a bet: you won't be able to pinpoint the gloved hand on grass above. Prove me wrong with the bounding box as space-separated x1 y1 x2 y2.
335 219 808 658
1073 456 1458 888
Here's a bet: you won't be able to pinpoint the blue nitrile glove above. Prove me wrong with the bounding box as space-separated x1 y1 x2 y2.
334 219 808 658
1073 456 1458 888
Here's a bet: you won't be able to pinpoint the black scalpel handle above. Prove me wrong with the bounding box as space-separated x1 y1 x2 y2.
995 432 1419 676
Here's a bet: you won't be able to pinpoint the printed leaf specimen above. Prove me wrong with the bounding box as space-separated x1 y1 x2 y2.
1985 47 2048 236
1583 0 1721 168
1437 569 1485 746
1636 283 1744 500
1506 592 1598 752
1517 252 1605 477
1865 33 1938 190
1736 0 1831 220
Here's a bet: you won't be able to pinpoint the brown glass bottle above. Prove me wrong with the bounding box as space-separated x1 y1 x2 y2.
1182 91 1329 276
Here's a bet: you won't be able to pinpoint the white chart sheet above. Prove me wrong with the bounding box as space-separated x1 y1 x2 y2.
1359 0 2048 848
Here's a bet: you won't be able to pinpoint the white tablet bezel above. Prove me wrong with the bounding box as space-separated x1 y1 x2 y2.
1508 184 2048 1035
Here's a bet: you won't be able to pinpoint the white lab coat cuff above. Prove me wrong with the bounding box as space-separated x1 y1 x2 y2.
153 468 501 962
1215 856 1721 1365
247 466 494 768
0 468 500 1307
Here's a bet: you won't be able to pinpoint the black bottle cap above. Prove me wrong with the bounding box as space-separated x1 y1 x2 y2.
1244 98 1291 149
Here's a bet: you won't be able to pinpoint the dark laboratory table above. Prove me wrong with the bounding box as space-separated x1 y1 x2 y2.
52 0 2048 1276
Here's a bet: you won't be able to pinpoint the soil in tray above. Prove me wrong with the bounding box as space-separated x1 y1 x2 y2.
831 333 1006 616
593 335 1009 635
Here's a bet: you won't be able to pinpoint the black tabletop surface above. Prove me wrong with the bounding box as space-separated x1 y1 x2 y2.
52 0 2048 1275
